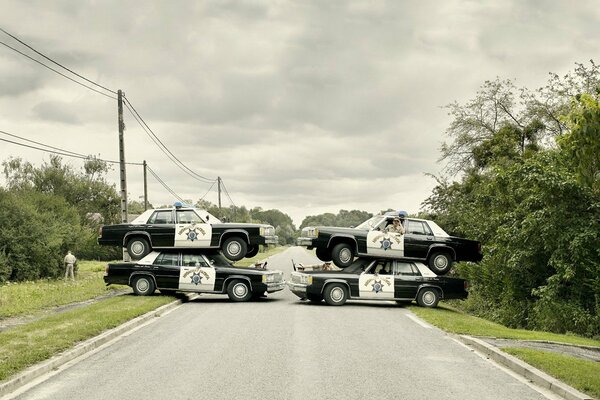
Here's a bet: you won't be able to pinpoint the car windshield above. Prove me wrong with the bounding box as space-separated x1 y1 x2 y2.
355 216 384 230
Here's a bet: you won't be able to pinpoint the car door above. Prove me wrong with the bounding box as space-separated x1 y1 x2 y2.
365 217 404 258
178 253 216 292
403 220 434 259
146 210 176 247
174 210 212 248
152 252 180 289
358 260 395 299
393 261 420 299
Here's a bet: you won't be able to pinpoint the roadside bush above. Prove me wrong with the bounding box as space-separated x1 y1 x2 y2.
0 189 81 282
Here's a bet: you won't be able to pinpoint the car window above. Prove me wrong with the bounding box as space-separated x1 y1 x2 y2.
148 210 173 224
154 253 179 266
406 220 432 235
394 262 420 276
182 254 209 267
367 260 392 275
177 210 205 224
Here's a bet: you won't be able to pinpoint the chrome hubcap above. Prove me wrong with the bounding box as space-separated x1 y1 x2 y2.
423 291 435 305
233 283 248 297
137 279 149 292
131 242 144 255
434 256 448 269
228 242 241 256
339 248 352 263
331 287 344 302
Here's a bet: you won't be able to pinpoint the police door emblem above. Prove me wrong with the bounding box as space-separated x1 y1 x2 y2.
364 275 391 293
178 224 206 242
183 268 210 285
371 233 401 250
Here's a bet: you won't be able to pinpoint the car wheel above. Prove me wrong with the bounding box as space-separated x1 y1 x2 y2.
428 252 453 275
331 243 354 268
132 275 155 296
245 245 260 258
315 248 333 262
227 280 252 302
307 294 323 304
127 237 150 260
323 283 348 306
222 237 248 261
417 288 440 308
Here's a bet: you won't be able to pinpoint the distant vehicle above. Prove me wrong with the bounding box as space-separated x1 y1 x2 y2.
104 250 285 301
287 258 468 307
297 211 482 274
98 202 277 262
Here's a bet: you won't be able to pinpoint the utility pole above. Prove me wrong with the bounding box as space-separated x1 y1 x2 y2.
117 89 128 223
143 160 148 211
217 176 222 210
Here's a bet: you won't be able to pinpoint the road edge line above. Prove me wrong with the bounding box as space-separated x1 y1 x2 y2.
457 335 593 400
0 296 188 398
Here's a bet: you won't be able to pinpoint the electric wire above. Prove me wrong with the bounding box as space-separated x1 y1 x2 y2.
220 180 236 208
146 166 184 202
0 40 116 100
198 180 217 201
0 27 117 95
0 130 143 166
123 96 216 183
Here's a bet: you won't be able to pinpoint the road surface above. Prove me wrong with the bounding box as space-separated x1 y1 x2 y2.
10 247 558 400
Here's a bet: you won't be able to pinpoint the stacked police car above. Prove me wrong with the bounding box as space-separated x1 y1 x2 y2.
289 211 482 307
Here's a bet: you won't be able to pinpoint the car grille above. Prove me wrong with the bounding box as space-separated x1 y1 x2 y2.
272 271 283 282
290 273 303 284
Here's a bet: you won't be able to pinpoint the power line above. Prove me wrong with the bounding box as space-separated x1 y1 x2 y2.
0 130 143 166
199 180 217 201
0 40 116 100
123 96 217 184
146 166 184 202
0 27 117 95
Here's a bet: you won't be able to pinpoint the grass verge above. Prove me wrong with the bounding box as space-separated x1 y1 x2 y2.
0 295 173 382
409 304 600 347
0 261 126 319
233 245 289 267
504 348 600 399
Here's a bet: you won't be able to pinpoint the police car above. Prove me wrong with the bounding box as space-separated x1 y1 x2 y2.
104 250 285 301
98 202 278 262
287 257 468 307
297 211 482 274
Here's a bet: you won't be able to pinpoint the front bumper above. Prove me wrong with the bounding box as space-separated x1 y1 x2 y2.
296 237 314 247
287 281 308 298
262 235 279 245
265 281 286 293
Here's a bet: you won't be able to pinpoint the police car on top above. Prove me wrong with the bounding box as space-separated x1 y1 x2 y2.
98 202 278 262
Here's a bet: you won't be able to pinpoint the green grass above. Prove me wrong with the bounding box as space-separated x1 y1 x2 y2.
504 348 600 399
410 304 600 347
233 245 289 267
0 295 173 381
0 260 127 319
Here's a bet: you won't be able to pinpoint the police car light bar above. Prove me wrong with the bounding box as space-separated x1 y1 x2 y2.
174 201 184 208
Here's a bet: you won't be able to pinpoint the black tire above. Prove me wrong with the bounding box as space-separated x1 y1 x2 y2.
245 245 259 258
315 248 333 262
323 283 348 306
132 275 155 296
331 243 354 268
227 280 252 302
222 237 248 261
428 251 453 275
307 294 323 304
417 288 440 308
127 237 151 260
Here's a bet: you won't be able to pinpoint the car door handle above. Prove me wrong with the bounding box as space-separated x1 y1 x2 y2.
427 236 433 240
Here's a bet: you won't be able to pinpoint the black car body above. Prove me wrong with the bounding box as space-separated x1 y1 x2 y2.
104 250 285 301
297 212 482 274
98 203 278 261
287 258 468 307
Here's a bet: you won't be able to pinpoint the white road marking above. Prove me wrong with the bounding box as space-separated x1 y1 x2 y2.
405 312 432 329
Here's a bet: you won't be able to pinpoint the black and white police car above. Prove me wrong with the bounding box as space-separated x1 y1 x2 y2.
98 202 278 262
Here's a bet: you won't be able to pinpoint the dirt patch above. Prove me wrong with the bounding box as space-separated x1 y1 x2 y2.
479 337 600 362
0 288 131 332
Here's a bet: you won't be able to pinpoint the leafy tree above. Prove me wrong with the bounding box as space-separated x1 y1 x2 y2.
300 209 372 229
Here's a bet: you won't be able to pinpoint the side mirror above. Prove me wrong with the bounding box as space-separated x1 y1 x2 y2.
206 215 210 221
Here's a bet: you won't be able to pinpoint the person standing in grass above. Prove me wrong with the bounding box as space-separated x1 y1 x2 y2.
64 250 77 281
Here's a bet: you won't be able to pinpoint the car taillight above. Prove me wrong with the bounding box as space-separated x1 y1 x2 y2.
105 265 110 275
464 281 469 290
98 226 103 237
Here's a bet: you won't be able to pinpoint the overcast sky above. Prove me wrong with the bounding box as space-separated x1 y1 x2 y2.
1 1 598 227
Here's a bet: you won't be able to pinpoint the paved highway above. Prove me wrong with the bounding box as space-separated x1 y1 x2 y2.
11 247 558 400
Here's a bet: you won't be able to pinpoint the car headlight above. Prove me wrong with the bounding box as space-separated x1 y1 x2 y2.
300 275 312 285
262 274 275 283
303 228 319 238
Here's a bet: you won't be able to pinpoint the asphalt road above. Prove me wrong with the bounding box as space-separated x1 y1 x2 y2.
12 247 557 400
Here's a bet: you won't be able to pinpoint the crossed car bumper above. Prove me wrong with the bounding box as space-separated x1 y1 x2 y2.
287 281 308 298
265 281 286 293
296 237 314 247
